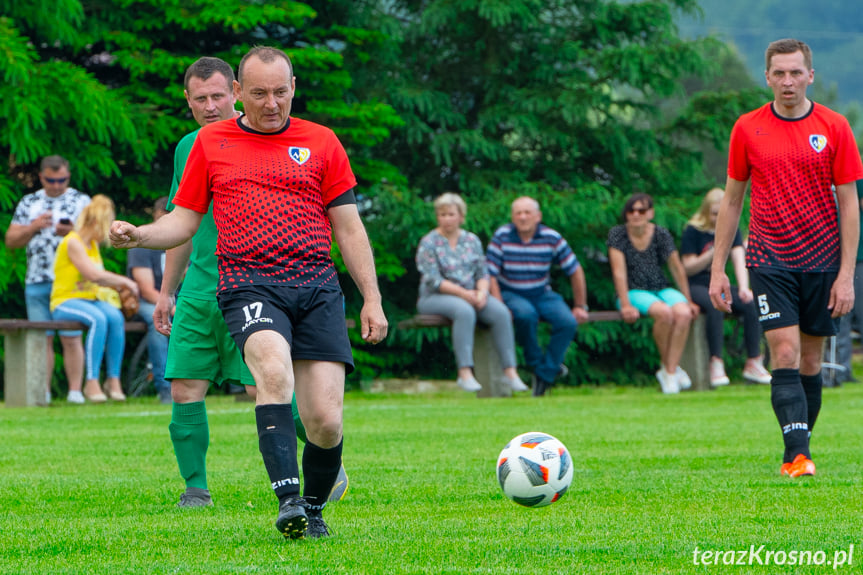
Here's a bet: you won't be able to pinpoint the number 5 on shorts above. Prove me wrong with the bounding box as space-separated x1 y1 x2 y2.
758 294 769 315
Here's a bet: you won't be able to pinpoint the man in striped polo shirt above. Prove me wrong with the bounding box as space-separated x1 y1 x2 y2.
487 196 589 396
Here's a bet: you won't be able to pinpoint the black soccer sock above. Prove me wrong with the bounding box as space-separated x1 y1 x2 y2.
800 372 823 434
302 438 343 514
256 404 300 503
770 368 810 463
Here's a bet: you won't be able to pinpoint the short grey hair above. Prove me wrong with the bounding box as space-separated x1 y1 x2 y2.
433 192 467 217
512 196 540 212
238 46 293 84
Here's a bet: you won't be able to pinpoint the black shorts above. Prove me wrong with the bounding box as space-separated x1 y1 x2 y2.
749 269 839 336
217 285 355 373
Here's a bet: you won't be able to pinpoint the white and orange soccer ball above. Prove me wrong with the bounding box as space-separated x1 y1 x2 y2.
496 432 573 508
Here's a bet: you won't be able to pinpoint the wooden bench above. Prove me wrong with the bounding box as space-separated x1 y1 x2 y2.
0 319 147 407
398 314 505 397
679 314 711 391
398 311 627 397
398 310 713 395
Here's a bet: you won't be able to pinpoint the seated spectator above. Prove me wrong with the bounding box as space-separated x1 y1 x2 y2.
486 196 589 397
50 195 140 403
416 193 528 393
681 188 770 386
127 196 171 403
607 193 698 394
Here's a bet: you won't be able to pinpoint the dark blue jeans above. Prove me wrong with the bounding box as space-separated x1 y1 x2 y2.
501 290 577 384
137 300 170 393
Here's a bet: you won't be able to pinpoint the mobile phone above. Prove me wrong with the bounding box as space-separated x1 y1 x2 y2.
59 218 72 225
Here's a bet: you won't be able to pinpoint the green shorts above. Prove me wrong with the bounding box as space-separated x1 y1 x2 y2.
165 297 255 387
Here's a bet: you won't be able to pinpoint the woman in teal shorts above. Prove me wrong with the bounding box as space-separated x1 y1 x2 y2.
607 193 699 394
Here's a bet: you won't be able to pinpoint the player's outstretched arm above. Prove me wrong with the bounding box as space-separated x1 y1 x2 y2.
110 206 203 251
329 203 388 344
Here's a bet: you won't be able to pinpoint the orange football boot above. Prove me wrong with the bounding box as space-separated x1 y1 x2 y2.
784 454 816 478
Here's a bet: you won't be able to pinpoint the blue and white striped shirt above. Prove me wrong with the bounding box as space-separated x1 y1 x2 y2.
486 223 579 298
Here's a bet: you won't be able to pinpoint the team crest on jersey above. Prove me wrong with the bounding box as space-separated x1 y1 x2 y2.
809 134 827 153
289 147 311 165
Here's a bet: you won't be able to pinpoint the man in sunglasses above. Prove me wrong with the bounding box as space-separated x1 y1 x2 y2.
5 156 90 405
486 196 589 396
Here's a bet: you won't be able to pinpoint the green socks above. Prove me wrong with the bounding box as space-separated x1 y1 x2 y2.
291 398 307 444
169 401 210 490
168 397 303 491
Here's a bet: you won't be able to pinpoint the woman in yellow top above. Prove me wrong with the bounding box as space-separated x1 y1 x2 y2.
51 195 139 404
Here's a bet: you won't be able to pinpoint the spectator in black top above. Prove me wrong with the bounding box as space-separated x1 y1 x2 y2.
681 188 770 386
607 193 698 394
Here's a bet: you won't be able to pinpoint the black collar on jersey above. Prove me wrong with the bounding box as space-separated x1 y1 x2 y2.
769 100 814 122
235 115 292 135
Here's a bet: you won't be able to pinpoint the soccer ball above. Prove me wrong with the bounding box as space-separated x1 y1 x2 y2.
496 431 573 507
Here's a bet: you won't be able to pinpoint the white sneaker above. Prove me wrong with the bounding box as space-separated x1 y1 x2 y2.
656 368 680 394
67 391 85 404
710 358 730 386
45 390 52 404
456 376 482 392
743 362 771 384
676 367 692 390
503 374 529 392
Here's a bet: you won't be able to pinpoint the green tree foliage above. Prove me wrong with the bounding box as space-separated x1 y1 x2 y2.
0 0 147 318
0 0 402 389
0 3 141 204
1 0 768 390
677 0 863 122
0 0 401 262
672 42 767 184
358 0 764 383
378 0 712 198
0 0 402 207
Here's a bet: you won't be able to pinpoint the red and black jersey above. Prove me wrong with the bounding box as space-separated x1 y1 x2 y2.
728 102 863 272
173 116 357 292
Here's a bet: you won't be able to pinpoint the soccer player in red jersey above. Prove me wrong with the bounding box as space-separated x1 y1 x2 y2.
709 39 863 478
110 46 387 538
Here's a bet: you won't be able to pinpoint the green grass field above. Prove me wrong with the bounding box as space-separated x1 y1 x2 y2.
2 381 862 574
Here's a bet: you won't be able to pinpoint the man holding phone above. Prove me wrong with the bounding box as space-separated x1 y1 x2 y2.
5 155 91 404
